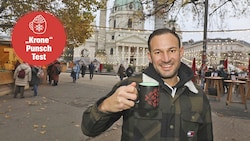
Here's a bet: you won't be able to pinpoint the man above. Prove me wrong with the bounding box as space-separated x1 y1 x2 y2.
71 62 81 83
88 62 95 80
30 65 41 96
13 62 32 98
81 64 87 77
81 28 213 141
125 64 134 77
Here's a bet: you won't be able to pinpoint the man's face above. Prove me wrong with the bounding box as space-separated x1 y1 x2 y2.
147 33 184 79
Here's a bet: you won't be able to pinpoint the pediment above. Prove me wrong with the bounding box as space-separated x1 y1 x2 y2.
116 35 147 44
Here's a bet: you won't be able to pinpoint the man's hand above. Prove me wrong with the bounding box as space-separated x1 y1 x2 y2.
98 82 138 113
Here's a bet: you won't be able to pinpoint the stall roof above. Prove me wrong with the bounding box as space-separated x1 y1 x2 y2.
0 36 11 46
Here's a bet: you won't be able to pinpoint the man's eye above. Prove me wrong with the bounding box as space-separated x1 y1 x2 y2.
170 49 176 53
154 51 160 54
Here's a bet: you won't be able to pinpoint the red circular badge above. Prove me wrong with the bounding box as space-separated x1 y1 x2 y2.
12 11 66 66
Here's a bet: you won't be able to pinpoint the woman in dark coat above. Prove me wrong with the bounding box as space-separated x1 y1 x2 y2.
47 63 53 84
51 61 61 86
117 64 125 81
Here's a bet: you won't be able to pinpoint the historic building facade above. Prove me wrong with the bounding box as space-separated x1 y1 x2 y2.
182 38 250 71
73 0 181 72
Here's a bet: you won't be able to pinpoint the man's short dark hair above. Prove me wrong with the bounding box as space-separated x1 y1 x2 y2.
147 28 181 52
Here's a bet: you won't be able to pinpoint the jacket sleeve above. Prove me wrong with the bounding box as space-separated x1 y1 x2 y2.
81 76 142 137
81 97 122 137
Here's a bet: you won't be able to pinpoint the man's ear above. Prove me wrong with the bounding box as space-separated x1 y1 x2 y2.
180 47 184 58
147 51 152 63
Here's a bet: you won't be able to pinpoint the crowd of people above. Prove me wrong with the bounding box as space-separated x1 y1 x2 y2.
69 60 135 83
117 64 135 81
70 61 96 83
13 60 61 98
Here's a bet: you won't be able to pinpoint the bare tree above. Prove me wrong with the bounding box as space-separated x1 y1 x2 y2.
138 0 249 30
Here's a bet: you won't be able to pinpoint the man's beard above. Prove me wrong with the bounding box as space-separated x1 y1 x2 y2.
160 71 178 79
156 62 180 79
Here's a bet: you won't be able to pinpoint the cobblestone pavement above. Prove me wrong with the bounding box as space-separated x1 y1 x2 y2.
0 73 250 141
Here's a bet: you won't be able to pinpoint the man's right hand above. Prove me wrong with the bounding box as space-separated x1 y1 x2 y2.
98 82 138 113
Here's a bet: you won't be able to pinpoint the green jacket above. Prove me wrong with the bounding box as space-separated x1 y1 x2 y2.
81 63 213 141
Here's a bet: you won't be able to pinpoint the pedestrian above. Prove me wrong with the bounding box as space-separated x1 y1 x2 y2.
47 63 53 85
81 64 87 78
117 64 126 80
30 66 41 96
81 28 213 140
125 64 134 77
51 61 61 86
13 62 31 98
88 62 95 80
71 62 80 83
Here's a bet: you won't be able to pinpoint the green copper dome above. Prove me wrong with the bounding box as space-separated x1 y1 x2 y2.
113 0 142 11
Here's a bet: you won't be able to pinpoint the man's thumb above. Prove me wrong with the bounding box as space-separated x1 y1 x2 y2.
129 82 137 87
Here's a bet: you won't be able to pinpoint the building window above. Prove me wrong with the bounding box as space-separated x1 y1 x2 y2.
128 19 132 28
111 35 115 40
110 48 113 55
114 20 116 28
114 6 117 12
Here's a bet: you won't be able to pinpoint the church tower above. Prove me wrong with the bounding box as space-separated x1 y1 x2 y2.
75 0 151 72
109 0 144 29
153 1 168 29
97 0 107 51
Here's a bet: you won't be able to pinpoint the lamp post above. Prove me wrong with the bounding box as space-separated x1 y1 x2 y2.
201 0 208 89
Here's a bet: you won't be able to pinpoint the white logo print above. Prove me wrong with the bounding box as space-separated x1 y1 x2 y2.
187 131 195 138
29 15 47 34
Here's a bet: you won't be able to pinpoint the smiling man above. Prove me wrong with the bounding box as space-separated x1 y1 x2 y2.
81 28 213 141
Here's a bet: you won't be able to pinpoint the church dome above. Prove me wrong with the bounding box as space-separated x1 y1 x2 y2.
113 0 142 11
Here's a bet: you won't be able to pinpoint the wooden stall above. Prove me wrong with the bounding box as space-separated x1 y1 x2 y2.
0 37 17 96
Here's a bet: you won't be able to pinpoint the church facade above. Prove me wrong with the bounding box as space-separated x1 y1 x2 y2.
73 0 180 72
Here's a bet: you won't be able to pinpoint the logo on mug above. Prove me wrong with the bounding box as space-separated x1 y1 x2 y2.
145 88 159 108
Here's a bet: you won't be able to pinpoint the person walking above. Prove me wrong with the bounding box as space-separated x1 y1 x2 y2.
81 64 87 78
30 66 41 96
51 61 61 86
88 62 95 80
47 63 53 85
125 64 134 77
71 62 80 83
13 62 32 98
81 28 213 141
117 64 126 81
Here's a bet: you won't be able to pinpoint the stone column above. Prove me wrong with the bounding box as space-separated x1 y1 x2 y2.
122 46 125 63
128 46 131 65
142 47 146 65
115 45 119 64
136 46 139 68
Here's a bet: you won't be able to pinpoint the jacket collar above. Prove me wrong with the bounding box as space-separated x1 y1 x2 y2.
143 62 198 94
